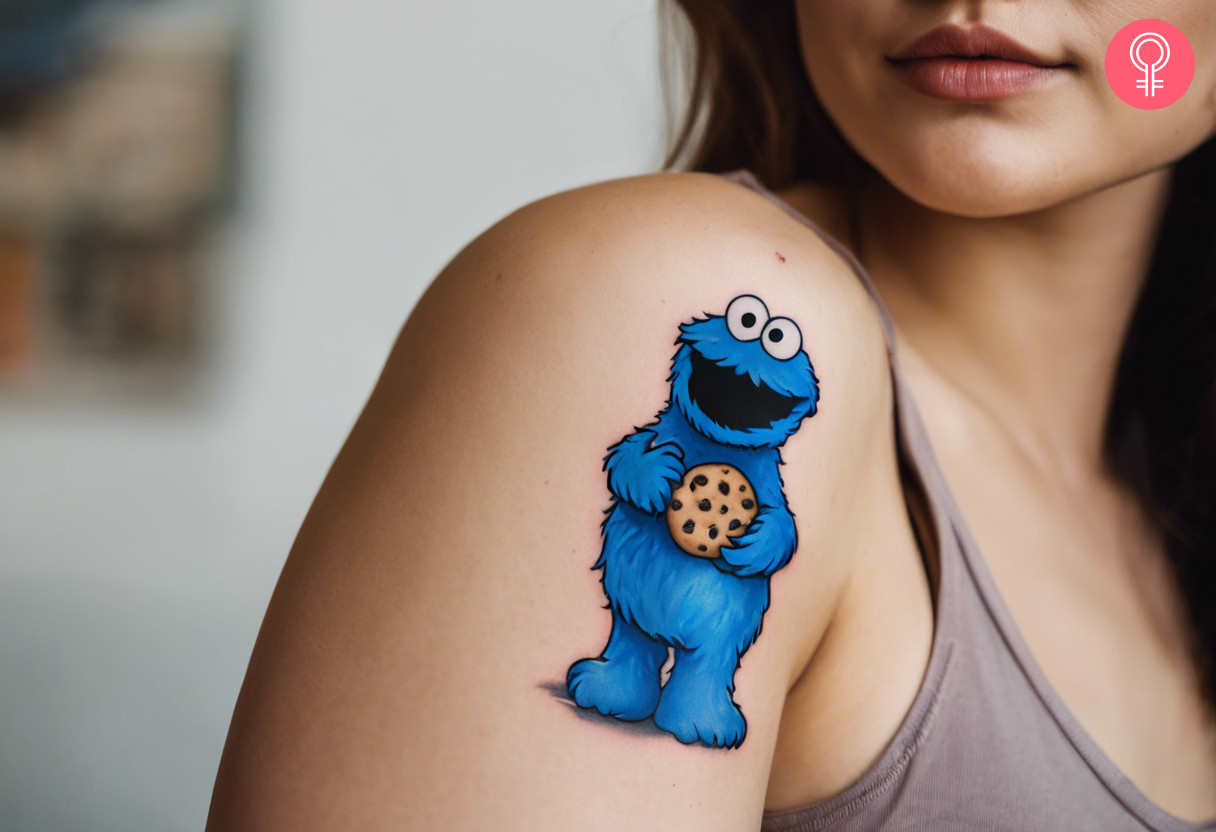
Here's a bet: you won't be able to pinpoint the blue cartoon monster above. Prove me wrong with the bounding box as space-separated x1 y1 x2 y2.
566 294 820 748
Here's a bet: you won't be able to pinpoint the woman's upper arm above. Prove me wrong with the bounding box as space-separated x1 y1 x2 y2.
206 173 893 831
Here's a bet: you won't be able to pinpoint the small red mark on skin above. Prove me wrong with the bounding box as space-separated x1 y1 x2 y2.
775 252 786 263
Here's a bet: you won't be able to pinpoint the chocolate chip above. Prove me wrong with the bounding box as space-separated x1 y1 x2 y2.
708 526 719 540
741 499 754 510
698 499 711 511
682 519 695 534
721 468 730 473
697 544 708 552
719 504 728 514
718 481 730 495
739 484 747 492
689 481 696 492
694 474 708 486
670 499 682 510
729 519 741 530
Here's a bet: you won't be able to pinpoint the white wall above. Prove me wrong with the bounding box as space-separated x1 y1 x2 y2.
0 2 665 828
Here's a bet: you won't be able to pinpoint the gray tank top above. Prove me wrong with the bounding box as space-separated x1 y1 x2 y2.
716 169 1216 832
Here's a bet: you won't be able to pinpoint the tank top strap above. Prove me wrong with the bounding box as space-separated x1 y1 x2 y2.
719 168 1216 832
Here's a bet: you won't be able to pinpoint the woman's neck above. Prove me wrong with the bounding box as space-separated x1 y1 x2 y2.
854 165 1175 488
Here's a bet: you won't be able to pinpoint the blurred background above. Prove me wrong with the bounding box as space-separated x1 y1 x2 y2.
0 1 665 828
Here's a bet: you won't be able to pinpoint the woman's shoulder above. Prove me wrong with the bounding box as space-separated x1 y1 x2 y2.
205 169 911 828
399 166 901 671
436 170 887 355
490 169 857 261
407 169 895 485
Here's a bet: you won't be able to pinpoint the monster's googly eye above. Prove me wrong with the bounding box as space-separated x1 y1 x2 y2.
725 295 769 341
761 317 802 360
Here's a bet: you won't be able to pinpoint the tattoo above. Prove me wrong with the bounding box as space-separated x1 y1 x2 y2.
566 294 820 749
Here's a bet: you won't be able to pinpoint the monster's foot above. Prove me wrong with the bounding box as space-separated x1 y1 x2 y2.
567 656 663 721
653 676 747 749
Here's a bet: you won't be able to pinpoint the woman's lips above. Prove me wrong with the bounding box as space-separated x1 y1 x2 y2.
887 56 1067 102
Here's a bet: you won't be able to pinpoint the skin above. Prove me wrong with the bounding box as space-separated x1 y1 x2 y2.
207 4 1216 830
205 175 905 831
769 0 1216 820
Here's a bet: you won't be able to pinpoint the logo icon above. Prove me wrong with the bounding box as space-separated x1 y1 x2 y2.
1105 19 1194 110
1130 32 1169 97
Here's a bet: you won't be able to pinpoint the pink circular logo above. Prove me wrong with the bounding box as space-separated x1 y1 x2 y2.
1105 19 1194 109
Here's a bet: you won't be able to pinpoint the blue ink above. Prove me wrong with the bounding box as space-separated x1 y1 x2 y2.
567 294 820 749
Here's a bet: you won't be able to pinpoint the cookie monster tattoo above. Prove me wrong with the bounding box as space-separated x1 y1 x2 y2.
566 294 820 749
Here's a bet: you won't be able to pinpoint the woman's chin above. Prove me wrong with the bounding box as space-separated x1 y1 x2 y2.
869 151 1084 218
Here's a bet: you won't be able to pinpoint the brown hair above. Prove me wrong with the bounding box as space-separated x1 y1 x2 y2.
660 1 873 189
660 0 1216 709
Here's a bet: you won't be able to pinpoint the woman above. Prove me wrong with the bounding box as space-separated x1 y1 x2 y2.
207 2 1216 829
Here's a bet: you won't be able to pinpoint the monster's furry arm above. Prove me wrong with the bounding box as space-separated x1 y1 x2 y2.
603 422 685 514
716 499 797 578
709 453 799 577
206 173 901 832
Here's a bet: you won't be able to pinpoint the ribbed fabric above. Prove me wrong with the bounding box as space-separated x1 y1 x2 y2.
716 169 1216 832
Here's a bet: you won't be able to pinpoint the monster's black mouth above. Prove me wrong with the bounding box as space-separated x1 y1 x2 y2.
687 349 801 430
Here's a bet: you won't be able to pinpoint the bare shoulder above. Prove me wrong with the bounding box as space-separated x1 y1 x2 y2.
207 169 898 831
447 170 882 321
405 169 890 425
